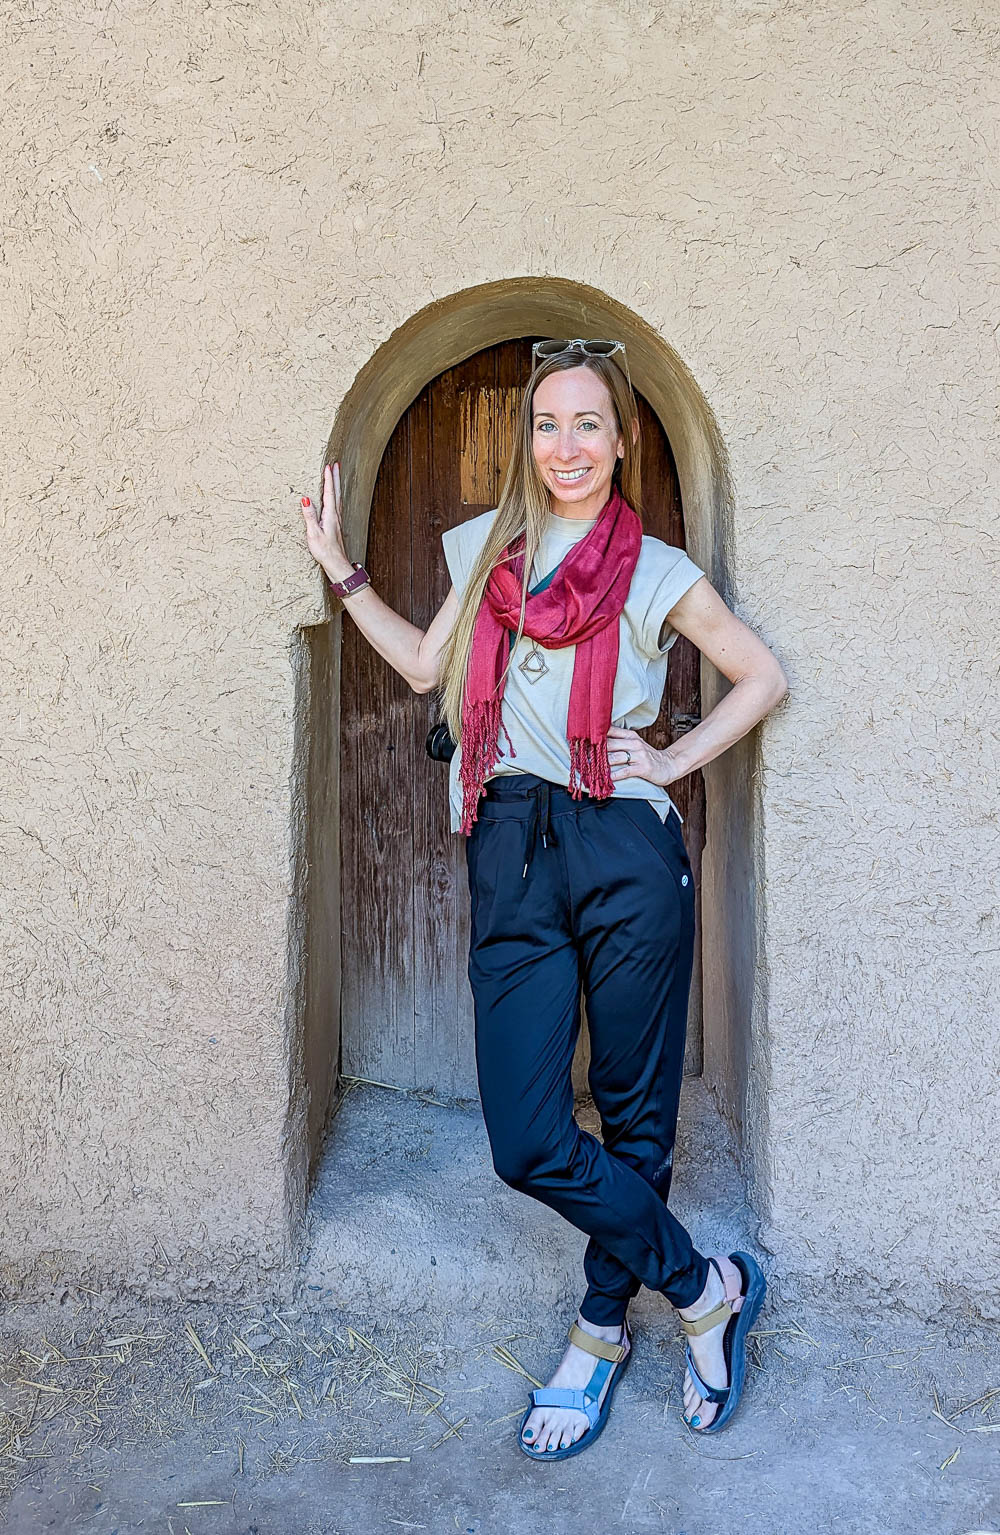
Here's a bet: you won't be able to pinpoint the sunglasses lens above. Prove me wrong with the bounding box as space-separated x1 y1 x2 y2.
532 338 629 376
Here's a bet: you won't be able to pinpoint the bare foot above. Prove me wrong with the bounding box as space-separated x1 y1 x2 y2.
521 1314 631 1453
676 1254 745 1428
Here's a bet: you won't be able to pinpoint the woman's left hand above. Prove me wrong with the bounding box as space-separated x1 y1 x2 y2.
606 726 680 788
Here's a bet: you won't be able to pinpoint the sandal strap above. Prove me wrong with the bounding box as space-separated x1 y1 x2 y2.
677 1256 745 1336
567 1321 628 1362
685 1344 730 1406
716 1256 746 1309
678 1298 732 1337
530 1386 601 1428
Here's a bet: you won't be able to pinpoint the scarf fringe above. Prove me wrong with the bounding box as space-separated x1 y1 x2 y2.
569 736 614 801
458 697 517 834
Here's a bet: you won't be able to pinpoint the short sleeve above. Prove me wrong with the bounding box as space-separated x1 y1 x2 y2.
638 546 706 657
441 523 469 600
441 510 497 602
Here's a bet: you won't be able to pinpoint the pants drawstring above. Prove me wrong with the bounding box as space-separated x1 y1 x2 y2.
522 780 557 879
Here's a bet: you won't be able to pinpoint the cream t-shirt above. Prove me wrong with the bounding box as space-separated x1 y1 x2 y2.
441 506 706 835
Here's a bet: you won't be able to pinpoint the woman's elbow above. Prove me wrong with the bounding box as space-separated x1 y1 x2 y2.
410 668 440 696
766 659 790 707
742 655 788 710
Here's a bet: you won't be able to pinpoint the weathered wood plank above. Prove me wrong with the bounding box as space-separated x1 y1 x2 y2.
341 412 416 1085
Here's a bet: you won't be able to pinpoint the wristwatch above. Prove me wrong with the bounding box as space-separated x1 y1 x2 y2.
327 562 371 598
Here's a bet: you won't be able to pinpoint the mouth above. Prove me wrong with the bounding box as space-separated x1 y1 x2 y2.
552 467 591 484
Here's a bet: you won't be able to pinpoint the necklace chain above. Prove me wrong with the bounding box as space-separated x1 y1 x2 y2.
516 554 558 682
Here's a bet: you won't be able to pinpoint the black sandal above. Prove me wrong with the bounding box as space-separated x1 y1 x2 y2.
678 1252 766 1433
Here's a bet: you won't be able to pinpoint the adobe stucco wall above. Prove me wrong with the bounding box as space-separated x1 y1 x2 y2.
2 0 997 1313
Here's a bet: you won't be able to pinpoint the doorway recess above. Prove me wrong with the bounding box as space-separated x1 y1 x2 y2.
292 277 761 1205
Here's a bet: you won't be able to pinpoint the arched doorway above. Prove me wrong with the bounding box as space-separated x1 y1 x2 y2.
339 338 706 1098
295 277 756 1204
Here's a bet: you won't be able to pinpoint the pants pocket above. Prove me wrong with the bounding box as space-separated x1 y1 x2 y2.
620 801 695 901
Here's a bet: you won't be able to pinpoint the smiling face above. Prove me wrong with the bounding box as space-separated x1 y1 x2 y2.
531 365 626 519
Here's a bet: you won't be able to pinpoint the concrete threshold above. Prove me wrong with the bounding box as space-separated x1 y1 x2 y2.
302 1076 758 1321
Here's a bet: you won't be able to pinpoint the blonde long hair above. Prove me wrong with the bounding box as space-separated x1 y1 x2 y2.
435 352 642 743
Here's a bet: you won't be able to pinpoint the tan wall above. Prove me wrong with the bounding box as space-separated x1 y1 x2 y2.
2 0 997 1312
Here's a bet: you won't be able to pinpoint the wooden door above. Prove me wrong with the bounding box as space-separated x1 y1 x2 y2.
340 339 705 1098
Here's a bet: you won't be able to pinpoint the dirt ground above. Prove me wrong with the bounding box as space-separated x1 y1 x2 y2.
1 1281 998 1535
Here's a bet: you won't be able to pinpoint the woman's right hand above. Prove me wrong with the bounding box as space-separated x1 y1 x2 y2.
300 462 353 582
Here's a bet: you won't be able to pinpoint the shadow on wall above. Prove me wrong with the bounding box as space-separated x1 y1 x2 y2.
289 276 765 1218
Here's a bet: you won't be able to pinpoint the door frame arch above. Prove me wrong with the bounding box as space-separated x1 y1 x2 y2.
295 276 765 1211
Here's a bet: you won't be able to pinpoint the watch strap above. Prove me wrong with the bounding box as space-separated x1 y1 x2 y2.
328 562 371 597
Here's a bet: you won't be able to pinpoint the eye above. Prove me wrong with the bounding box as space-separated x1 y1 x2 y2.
579 420 599 431
534 421 555 432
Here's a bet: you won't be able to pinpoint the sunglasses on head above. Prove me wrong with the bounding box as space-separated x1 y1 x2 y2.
531 337 633 391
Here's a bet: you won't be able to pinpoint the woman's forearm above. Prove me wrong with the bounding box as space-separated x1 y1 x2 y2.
326 565 432 694
302 465 438 694
662 668 787 783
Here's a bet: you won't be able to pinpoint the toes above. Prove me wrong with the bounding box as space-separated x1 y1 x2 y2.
530 1416 557 1453
552 1416 577 1451
682 1369 703 1426
525 1412 588 1453
681 1378 719 1429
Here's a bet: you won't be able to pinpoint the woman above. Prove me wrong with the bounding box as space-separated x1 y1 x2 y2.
300 338 789 1460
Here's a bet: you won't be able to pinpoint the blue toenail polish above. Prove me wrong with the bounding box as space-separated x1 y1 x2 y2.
690 1415 700 1427
524 1430 533 1439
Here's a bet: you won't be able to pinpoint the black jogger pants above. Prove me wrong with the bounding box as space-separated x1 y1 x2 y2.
464 772 711 1322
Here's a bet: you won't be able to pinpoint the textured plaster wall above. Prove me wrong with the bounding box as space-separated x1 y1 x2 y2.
2 0 997 1311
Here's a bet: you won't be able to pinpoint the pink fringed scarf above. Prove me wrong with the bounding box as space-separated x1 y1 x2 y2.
458 484 642 834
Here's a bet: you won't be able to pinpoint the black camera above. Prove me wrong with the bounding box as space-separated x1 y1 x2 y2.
426 721 457 762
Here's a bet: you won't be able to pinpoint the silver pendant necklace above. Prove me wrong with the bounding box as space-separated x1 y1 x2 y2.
518 640 549 683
